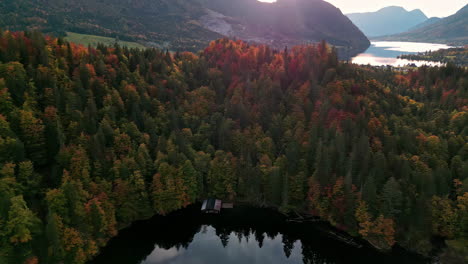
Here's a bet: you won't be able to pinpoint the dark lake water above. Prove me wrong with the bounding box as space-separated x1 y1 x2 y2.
89 206 428 264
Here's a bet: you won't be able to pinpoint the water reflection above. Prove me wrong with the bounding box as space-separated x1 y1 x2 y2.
352 41 452 66
89 206 427 264
142 226 303 264
144 247 183 263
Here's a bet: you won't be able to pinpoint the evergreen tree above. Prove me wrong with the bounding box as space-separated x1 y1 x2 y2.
382 177 403 218
6 195 39 244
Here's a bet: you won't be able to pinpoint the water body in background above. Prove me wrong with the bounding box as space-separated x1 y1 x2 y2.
89 206 428 264
352 41 453 66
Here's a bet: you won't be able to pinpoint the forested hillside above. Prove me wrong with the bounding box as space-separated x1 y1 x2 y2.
0 31 467 264
0 0 218 51
0 0 370 56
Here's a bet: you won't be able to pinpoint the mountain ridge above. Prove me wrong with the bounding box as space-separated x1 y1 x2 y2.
0 0 369 56
377 4 468 45
346 6 428 37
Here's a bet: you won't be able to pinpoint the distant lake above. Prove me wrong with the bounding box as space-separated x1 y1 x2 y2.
89 206 427 264
352 41 453 66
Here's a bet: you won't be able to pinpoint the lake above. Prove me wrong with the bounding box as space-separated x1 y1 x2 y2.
352 41 453 67
89 206 428 264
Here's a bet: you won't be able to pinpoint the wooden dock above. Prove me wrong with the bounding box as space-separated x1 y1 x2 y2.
222 203 234 209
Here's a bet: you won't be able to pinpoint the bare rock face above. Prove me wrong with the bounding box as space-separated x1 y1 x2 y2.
197 0 370 57
200 10 235 37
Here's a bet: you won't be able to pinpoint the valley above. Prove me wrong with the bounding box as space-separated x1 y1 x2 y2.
0 1 467 264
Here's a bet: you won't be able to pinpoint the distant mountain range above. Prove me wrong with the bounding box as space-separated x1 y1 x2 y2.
346 6 428 37
378 4 468 45
0 0 370 56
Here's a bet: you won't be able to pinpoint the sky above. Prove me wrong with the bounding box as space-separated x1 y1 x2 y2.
257 0 467 17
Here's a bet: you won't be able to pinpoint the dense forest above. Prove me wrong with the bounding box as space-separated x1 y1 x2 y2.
0 31 467 264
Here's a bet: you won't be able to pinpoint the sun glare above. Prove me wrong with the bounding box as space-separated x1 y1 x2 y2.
257 0 277 3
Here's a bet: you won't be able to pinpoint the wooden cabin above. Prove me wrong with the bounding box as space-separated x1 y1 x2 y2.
201 198 222 214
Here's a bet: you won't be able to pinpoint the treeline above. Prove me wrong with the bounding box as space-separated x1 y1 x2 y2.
399 47 468 67
0 31 466 263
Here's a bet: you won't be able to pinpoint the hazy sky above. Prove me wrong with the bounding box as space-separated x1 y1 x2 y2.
258 0 467 17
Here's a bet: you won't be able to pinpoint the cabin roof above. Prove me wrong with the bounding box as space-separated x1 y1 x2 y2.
201 198 222 211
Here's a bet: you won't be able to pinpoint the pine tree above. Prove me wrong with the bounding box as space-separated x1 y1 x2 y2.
312 141 330 187
180 160 199 204
129 171 151 218
208 151 237 200
6 195 39 244
0 62 28 104
18 110 47 165
45 212 65 262
382 177 403 218
0 80 15 117
362 174 377 213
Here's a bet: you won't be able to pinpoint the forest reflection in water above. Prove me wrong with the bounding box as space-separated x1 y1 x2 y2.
89 206 427 264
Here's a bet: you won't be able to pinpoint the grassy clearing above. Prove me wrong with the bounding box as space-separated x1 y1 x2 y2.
65 32 146 49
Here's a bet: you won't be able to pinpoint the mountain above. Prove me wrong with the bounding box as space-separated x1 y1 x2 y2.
0 0 219 51
0 0 369 56
346 6 428 37
197 0 370 56
409 17 442 31
379 4 468 45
